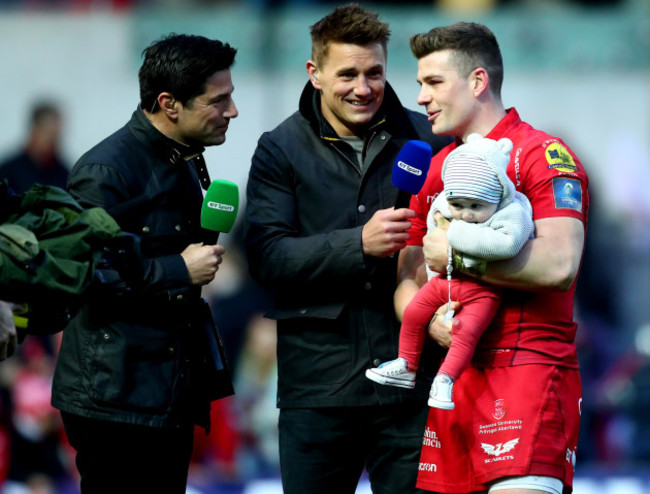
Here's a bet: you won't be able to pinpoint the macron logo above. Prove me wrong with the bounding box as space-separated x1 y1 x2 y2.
397 161 423 176
207 201 235 212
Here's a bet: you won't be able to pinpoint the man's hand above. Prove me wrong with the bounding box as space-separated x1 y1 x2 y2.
181 243 225 286
423 212 450 273
362 208 416 258
0 301 18 361
427 301 460 349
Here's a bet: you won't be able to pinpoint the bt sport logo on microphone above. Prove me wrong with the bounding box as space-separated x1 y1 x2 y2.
206 201 235 212
397 161 423 176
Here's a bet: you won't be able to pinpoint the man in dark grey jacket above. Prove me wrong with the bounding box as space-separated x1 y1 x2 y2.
244 5 451 493
51 34 238 494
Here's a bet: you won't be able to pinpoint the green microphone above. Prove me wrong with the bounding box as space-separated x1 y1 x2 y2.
200 179 239 243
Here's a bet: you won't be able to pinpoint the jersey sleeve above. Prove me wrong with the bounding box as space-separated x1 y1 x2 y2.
517 138 589 225
407 191 431 246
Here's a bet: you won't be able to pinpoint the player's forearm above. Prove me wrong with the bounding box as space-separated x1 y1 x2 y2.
476 218 584 291
394 279 421 322
395 245 427 321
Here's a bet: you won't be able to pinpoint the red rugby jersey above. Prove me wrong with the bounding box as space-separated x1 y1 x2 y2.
408 108 589 368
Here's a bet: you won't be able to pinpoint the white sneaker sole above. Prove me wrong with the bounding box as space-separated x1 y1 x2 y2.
365 369 415 389
428 397 455 410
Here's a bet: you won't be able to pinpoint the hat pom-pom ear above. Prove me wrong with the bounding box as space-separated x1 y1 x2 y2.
497 137 513 156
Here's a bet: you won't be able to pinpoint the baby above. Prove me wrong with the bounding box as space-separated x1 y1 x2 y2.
366 134 534 409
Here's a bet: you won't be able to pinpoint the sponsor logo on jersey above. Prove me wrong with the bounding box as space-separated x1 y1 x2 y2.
552 177 582 212
566 447 577 469
545 143 579 173
513 147 522 187
478 419 523 435
426 193 441 204
481 438 519 457
422 427 441 448
419 462 437 472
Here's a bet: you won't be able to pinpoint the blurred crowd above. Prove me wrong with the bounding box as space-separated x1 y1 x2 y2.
0 0 627 11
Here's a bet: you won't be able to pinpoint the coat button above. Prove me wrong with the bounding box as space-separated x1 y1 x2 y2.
299 308 307 315
175 224 182 232
364 282 372 291
373 359 381 366
103 333 110 340
176 294 184 302
358 205 366 213
142 226 150 234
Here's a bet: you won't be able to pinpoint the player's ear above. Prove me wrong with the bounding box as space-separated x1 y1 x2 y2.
307 61 321 89
470 68 489 98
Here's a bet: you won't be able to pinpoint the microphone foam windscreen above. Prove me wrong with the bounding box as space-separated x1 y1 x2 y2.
392 140 433 194
201 179 239 233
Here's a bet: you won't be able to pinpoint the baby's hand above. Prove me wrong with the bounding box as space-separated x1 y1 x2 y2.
434 212 450 230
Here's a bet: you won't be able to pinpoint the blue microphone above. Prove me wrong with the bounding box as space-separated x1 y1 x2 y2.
392 141 433 207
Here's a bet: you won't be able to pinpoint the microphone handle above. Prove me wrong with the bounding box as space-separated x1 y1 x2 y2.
202 228 220 245
394 189 412 209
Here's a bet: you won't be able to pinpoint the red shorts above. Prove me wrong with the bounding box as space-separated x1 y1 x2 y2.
416 364 582 493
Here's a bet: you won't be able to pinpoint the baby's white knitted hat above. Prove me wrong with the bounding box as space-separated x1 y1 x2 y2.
443 134 513 204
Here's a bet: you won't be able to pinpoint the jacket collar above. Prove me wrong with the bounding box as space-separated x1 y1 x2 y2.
128 106 205 166
298 81 417 141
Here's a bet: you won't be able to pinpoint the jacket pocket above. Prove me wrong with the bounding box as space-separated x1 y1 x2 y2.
89 322 178 413
277 314 351 386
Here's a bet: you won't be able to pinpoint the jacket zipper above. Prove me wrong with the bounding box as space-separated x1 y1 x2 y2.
326 130 379 176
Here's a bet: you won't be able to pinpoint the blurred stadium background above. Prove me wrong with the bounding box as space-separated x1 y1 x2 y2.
0 0 648 493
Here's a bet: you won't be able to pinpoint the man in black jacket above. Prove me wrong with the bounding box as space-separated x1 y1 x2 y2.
244 5 451 493
51 34 238 494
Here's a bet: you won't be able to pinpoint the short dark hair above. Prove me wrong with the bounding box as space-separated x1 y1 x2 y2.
139 33 237 112
410 22 503 98
310 3 390 67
